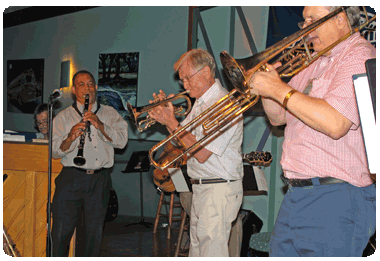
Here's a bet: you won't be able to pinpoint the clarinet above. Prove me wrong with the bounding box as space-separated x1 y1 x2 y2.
73 94 91 166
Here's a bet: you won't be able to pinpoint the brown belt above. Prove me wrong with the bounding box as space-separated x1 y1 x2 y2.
190 178 236 185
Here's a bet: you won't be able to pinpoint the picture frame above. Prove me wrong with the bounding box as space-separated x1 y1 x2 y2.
7 59 44 113
98 52 139 122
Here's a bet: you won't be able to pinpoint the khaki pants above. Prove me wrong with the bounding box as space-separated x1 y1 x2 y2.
180 181 243 257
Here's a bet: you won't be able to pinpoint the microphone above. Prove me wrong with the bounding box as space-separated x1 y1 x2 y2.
49 89 63 101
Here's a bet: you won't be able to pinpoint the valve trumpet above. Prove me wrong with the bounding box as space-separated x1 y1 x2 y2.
127 90 192 132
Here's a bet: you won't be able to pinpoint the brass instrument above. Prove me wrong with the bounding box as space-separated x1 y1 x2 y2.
153 142 187 192
148 7 375 171
127 90 192 132
73 94 91 167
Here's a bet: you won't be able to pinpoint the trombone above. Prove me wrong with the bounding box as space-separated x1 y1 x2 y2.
127 90 192 132
149 6 375 170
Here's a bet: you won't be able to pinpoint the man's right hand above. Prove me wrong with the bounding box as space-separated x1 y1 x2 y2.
60 122 88 151
67 122 88 142
148 90 178 130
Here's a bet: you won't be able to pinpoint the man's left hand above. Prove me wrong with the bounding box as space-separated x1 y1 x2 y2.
248 62 283 97
83 111 105 130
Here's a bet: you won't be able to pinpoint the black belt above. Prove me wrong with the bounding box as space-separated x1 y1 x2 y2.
286 177 347 187
190 178 236 185
72 167 104 175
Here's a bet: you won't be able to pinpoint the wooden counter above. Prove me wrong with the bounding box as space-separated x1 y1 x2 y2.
3 141 75 257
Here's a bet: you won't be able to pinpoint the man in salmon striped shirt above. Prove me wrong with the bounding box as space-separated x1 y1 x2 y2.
248 6 375 256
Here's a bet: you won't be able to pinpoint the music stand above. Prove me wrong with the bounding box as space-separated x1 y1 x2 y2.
365 58 376 118
353 60 377 174
122 151 154 228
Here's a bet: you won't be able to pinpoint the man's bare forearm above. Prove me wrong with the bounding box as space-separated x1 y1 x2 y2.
60 137 73 152
261 97 286 126
167 124 212 163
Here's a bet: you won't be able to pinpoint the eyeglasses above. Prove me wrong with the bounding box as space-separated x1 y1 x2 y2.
298 14 338 30
36 119 48 126
178 67 204 86
298 18 317 29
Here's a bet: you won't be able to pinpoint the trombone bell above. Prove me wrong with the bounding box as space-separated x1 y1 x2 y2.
220 51 251 94
220 7 356 90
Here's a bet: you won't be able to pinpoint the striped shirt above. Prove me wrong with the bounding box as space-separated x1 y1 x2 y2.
52 101 129 170
181 79 244 180
283 32 375 187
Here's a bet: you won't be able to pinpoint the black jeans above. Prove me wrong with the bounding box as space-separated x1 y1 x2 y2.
51 167 111 257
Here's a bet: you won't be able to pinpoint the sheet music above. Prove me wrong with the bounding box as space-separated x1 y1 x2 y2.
32 139 48 143
4 130 18 133
353 74 377 174
3 134 25 142
253 166 268 191
168 168 190 192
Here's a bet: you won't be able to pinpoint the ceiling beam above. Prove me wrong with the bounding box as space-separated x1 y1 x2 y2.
188 7 196 51
4 6 98 29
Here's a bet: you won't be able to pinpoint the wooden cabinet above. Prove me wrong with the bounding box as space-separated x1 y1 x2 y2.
3 141 75 257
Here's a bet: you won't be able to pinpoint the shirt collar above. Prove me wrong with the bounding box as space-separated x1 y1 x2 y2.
320 32 361 58
197 79 222 106
76 100 98 113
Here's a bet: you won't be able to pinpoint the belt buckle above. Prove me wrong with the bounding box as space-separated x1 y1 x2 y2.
293 180 301 187
86 169 95 175
190 179 196 185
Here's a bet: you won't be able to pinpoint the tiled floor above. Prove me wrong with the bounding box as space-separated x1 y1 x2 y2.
100 215 187 257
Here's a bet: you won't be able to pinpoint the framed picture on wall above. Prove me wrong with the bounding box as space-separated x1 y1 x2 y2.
6 59 44 113
98 52 139 122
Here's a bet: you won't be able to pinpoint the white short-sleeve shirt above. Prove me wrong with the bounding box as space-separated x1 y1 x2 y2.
181 79 244 180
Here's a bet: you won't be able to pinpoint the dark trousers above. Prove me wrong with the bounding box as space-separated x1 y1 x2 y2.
51 167 111 257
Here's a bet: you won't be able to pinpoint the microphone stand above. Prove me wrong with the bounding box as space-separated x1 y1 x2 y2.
46 94 57 257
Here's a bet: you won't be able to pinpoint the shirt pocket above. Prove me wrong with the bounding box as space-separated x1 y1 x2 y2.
308 78 332 99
